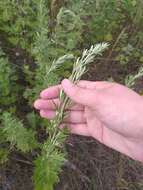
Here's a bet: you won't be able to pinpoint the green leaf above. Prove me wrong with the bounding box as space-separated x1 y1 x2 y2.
139 56 143 63
0 148 9 164
34 150 65 190
2 112 38 152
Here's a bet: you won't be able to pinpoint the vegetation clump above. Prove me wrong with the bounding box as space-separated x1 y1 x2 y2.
0 1 143 190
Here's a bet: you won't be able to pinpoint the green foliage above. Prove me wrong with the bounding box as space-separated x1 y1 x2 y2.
68 0 123 43
26 111 39 129
23 0 55 104
122 0 143 26
34 141 66 190
115 31 143 66
0 0 143 190
125 67 143 88
33 43 108 190
0 148 9 164
0 48 18 110
1 112 38 152
24 0 83 106
0 0 35 49
55 7 83 51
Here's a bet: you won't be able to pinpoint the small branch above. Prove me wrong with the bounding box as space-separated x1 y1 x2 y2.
49 0 65 36
11 157 33 166
105 27 127 65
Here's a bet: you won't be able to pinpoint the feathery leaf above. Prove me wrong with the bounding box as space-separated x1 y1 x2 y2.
34 43 108 190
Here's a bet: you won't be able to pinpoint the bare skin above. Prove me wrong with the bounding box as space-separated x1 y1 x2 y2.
34 79 143 162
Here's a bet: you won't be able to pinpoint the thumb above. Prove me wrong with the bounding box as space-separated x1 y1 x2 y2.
61 79 98 106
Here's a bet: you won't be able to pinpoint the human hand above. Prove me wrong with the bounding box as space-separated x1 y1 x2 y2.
34 79 143 162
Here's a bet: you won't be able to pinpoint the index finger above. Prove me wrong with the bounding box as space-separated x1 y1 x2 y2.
40 81 91 100
40 85 61 99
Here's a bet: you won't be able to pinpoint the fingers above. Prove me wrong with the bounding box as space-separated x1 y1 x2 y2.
34 99 60 110
40 110 86 124
39 79 102 108
40 110 55 119
40 80 113 100
34 99 84 111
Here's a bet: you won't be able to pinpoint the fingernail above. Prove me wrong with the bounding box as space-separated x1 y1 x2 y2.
34 100 40 109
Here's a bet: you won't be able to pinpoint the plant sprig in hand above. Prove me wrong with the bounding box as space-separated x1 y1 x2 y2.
34 43 109 190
